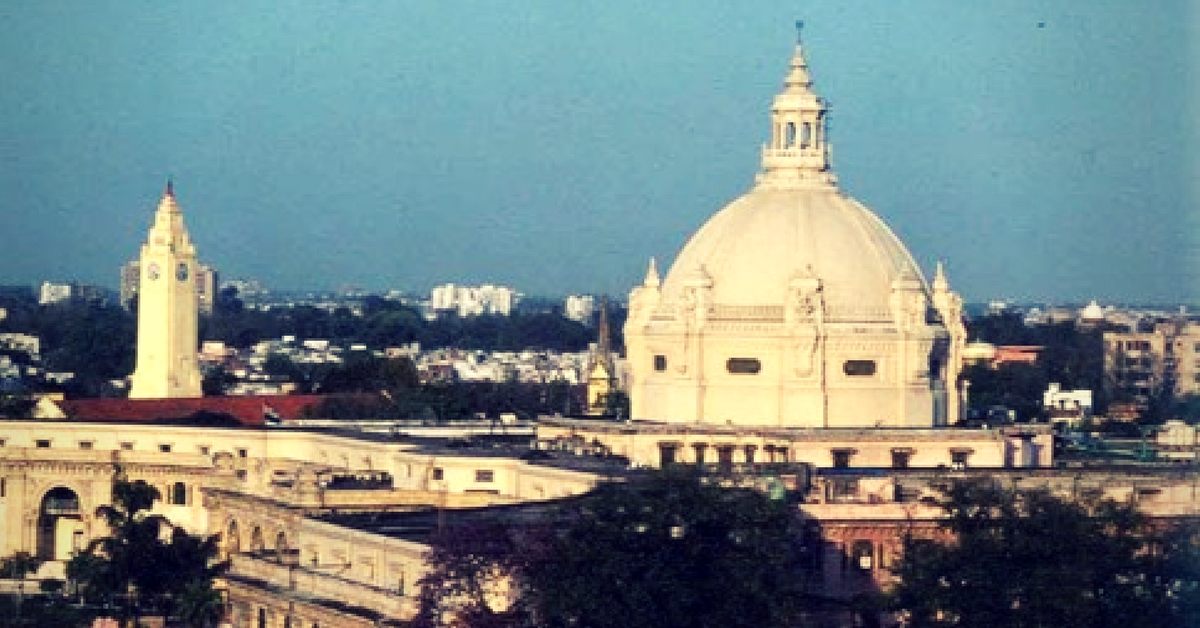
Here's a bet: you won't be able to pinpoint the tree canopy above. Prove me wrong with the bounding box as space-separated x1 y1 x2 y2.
67 473 228 628
888 478 1200 628
415 468 821 628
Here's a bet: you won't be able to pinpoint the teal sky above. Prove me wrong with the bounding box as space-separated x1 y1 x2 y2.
1 1 1196 303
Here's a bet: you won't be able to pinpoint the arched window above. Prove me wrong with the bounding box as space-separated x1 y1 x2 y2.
785 122 797 148
250 527 264 553
171 482 187 506
801 122 812 148
275 531 288 563
226 520 240 555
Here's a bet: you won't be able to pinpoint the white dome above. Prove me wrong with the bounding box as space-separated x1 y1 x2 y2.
623 40 968 430
662 186 924 320
1079 300 1105 321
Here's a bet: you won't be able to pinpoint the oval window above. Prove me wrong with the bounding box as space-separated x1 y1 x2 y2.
726 358 761 374
844 360 876 376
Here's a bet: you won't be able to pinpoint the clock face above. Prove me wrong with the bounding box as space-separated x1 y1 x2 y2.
176 263 189 281
147 262 161 281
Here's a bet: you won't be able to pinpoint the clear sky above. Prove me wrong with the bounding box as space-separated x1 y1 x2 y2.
1 1 1196 303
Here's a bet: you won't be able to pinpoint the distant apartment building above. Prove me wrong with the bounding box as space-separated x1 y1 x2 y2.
429 283 519 317
222 278 268 299
1104 320 1200 407
38 281 107 306
120 261 219 315
564 295 595 323
39 282 73 305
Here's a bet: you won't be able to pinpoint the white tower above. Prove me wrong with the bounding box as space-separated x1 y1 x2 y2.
128 182 203 399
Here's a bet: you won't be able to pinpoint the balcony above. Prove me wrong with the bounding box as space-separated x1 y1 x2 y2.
42 498 79 516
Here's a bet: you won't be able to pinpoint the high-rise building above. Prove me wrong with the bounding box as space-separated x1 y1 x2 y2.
38 281 109 306
429 283 520 317
128 183 203 399
1104 320 1200 410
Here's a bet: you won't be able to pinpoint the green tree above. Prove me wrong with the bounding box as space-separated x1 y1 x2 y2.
888 478 1200 628
67 474 228 628
416 468 820 628
0 551 43 624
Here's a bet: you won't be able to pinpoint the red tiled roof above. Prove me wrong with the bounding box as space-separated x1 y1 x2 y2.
54 395 328 426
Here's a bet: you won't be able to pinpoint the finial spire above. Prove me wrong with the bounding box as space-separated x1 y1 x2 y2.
795 20 804 45
644 257 661 288
933 260 949 291
165 179 175 198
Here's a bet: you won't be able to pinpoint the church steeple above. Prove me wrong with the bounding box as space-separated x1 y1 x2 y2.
757 22 836 189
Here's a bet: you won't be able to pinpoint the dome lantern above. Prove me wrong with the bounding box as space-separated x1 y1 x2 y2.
758 21 836 190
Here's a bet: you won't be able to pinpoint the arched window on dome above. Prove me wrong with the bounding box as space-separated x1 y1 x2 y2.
801 122 812 149
785 122 797 148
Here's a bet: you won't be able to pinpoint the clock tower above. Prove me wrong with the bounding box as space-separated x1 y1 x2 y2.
128 182 203 399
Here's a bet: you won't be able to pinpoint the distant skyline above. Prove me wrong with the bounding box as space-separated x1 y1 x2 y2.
1 1 1196 303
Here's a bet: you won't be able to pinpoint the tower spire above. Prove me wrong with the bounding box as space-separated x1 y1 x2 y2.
165 179 174 198
933 260 949 292
757 24 836 189
597 296 613 367
643 257 661 288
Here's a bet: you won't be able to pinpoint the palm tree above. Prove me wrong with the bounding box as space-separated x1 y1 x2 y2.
71 472 229 627
1 551 44 621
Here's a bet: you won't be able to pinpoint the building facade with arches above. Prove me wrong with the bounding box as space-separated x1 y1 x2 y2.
0 420 604 626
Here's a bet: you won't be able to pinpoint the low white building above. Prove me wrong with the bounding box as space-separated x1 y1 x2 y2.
564 295 595 322
39 282 74 305
1043 383 1093 424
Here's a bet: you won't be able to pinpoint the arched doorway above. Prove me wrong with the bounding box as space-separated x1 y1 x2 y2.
37 487 82 560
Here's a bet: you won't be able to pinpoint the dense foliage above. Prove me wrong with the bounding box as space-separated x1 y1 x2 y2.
201 291 620 353
889 478 1200 628
0 293 135 397
415 469 822 628
66 474 228 628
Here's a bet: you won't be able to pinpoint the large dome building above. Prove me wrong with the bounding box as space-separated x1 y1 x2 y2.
538 31 1046 472
625 33 967 429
